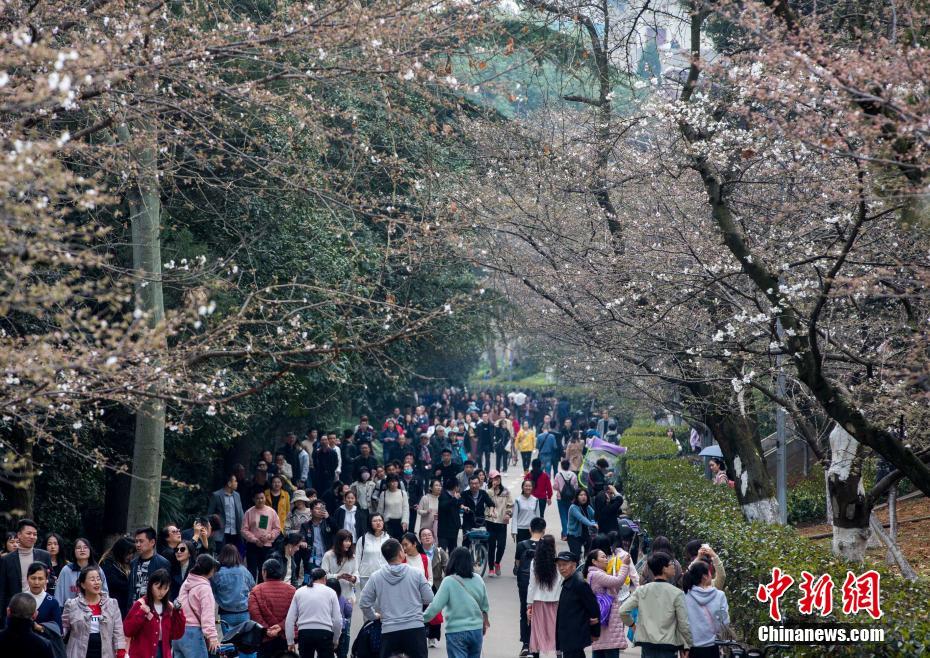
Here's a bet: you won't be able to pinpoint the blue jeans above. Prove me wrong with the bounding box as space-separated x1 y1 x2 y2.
445 628 483 658
173 626 209 658
557 498 570 538
221 610 256 658
337 617 351 658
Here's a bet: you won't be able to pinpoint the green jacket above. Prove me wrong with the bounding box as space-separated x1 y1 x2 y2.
422 574 489 633
617 580 693 650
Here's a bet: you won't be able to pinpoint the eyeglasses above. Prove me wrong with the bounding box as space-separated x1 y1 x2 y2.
175 547 187 554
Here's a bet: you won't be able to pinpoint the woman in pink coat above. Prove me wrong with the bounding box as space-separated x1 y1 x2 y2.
583 548 637 656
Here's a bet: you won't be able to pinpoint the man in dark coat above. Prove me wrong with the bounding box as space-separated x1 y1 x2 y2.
473 411 495 471
554 551 600 658
0 519 51 628
459 475 495 545
436 479 462 551
0 593 54 658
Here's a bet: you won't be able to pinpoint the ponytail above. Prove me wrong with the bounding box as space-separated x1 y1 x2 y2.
308 567 327 586
682 560 710 594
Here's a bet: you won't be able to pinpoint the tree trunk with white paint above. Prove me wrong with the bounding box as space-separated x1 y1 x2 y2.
687 382 779 524
117 108 167 531
827 426 871 561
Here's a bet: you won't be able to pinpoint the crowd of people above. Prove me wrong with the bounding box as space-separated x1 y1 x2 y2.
1 388 731 658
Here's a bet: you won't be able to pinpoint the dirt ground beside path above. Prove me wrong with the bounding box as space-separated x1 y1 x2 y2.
348 466 642 657
798 495 930 577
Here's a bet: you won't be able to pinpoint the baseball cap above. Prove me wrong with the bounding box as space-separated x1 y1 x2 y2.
555 551 579 563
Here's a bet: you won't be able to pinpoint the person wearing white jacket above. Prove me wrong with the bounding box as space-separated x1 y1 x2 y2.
526 536 563 657
356 514 389 588
285 568 342 658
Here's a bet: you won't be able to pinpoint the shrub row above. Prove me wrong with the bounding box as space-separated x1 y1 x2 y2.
620 424 930 657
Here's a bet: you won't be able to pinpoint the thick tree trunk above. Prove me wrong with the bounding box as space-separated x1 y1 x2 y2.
707 410 780 523
117 113 166 531
685 381 779 523
827 426 871 561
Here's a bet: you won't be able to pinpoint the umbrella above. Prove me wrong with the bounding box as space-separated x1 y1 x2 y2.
699 444 723 458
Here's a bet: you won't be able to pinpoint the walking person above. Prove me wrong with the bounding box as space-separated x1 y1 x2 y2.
525 459 552 518
618 552 693 658
169 541 196 599
555 551 601 658
419 528 448 648
584 549 634 657
211 545 255 658
417 479 442 539
123 568 186 658
553 460 579 541
358 538 434 658
437 479 462 551
515 421 536 473
0 519 52 624
376 475 409 539
514 517 546 657
56 538 109 607
264 475 292 530
174 555 220 658
494 418 512 473
0 593 55 658
638 537 683 587
320 530 359 604
325 577 353 658
46 532 69 598
485 470 513 577
206 471 244 555
300 500 334 573
248 559 296 658
285 490 314 535
99 538 135 618
242 488 282 580
566 489 598 558
285 568 342 658
330 490 361 542
526 535 561 657
128 528 172 614
682 561 729 658
510 480 538 544
61 565 126 658
401 533 432 586
356 514 389 590
26 562 63 632
535 423 560 478
422 547 490 658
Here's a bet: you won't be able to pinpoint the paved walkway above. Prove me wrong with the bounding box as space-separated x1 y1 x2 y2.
349 465 641 657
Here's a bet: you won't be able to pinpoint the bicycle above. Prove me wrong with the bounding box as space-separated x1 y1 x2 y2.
715 639 791 657
464 516 490 576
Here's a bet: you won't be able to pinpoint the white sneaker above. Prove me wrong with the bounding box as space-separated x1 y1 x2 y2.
429 639 439 648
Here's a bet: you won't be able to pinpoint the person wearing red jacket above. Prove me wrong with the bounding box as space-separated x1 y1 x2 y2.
248 558 297 658
524 459 553 518
123 569 186 658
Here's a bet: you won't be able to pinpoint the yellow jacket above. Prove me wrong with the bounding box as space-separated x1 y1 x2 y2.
516 428 536 453
264 488 291 528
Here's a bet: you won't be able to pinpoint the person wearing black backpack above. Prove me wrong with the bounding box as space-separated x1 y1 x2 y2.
553 459 578 541
513 517 546 658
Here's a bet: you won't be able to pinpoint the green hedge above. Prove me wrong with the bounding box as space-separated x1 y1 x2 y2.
620 425 930 657
788 464 828 525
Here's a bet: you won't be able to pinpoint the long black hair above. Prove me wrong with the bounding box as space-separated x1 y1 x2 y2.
682 560 710 593
144 568 174 608
529 458 543 485
532 535 558 590
72 537 98 567
445 547 474 579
